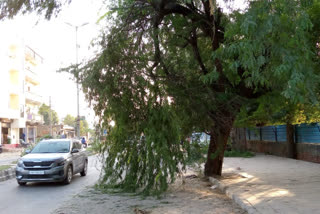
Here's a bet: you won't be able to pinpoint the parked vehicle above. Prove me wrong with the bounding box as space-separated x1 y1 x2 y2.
19 139 30 148
16 139 88 186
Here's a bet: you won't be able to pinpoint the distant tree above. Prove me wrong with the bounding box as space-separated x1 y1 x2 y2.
38 104 59 125
80 119 89 137
63 114 90 136
63 114 76 127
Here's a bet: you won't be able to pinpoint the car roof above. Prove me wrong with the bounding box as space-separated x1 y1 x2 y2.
40 139 71 142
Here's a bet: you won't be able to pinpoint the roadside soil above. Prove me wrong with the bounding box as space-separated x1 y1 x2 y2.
53 169 246 214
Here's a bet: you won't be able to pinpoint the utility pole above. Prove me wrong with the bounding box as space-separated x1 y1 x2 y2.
65 22 89 139
49 96 52 136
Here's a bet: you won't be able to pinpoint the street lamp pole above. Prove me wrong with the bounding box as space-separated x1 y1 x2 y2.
65 22 89 139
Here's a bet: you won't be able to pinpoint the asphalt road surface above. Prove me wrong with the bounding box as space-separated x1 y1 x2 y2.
0 155 102 214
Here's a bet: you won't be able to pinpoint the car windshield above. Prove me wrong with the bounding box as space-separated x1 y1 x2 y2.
31 141 70 153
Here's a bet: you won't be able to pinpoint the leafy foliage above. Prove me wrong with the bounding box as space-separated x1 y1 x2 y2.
99 105 184 196
72 0 320 193
63 114 76 127
38 104 59 125
224 150 255 158
0 0 70 20
63 114 90 136
4 0 320 194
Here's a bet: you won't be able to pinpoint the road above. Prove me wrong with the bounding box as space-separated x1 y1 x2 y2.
0 155 102 214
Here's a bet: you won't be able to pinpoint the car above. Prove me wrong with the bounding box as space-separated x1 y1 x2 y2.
16 139 88 186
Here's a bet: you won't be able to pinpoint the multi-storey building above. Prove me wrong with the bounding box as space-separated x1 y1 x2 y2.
0 38 44 147
24 46 44 144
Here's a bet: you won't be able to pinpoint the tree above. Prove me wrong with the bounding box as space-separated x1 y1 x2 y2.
38 104 59 125
63 114 76 127
3 0 320 195
78 0 319 176
63 114 90 136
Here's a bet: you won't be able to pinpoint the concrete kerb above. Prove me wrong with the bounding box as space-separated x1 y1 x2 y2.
0 166 16 182
209 177 260 214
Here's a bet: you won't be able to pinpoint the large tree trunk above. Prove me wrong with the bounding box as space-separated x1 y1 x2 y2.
204 122 233 176
286 123 296 159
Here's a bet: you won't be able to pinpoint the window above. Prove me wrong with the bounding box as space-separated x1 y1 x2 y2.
9 94 19 110
72 141 82 150
31 141 71 153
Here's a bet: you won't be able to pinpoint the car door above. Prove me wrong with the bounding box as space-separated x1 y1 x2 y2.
71 141 81 173
77 141 85 170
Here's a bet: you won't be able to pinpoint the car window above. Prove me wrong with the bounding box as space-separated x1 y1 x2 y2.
72 141 82 150
72 142 78 150
31 141 70 153
77 142 83 150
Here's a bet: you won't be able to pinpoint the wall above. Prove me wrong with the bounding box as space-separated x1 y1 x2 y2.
242 124 320 164
247 140 287 157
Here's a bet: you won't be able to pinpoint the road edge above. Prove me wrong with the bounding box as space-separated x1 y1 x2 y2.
209 176 259 214
0 166 16 182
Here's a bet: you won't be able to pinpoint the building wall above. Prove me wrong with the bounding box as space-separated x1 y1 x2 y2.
0 37 44 145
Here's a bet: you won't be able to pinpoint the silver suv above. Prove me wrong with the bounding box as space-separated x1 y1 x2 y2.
16 139 88 185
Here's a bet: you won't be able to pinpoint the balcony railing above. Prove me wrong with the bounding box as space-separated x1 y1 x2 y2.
25 46 43 66
25 68 40 85
26 113 44 124
25 91 42 105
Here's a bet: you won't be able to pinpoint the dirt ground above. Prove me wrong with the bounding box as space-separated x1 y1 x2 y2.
53 170 246 214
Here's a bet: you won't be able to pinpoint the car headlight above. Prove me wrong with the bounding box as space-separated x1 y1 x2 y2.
57 159 67 166
17 160 23 167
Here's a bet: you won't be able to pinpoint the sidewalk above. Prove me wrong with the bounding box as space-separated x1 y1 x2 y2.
0 149 21 182
211 154 320 214
0 149 22 166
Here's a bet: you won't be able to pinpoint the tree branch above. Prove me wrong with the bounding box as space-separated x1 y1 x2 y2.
189 27 208 75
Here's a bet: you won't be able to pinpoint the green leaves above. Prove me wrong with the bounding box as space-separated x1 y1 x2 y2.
200 67 219 84
100 104 184 196
63 0 320 195
220 0 318 104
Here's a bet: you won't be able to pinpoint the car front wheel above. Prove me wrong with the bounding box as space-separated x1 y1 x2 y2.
80 160 87 176
63 165 73 185
18 181 27 186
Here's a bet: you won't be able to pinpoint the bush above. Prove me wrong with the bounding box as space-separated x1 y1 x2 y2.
185 140 209 165
224 150 255 158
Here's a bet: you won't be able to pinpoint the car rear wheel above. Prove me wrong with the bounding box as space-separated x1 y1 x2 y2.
18 181 27 186
63 165 73 185
80 160 87 176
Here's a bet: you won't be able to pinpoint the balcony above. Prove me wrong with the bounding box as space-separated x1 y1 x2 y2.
25 68 40 85
25 91 42 105
26 113 44 125
25 46 43 66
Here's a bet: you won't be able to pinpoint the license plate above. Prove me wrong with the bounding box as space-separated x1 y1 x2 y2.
29 171 44 175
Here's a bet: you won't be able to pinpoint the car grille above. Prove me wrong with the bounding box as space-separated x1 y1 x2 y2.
23 161 54 167
23 175 51 179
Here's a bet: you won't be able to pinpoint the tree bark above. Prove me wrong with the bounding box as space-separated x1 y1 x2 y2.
204 122 233 176
286 123 296 159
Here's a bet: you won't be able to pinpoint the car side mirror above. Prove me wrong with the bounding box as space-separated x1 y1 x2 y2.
25 149 31 154
71 148 79 153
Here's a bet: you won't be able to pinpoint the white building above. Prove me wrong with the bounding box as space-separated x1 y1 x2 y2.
0 37 44 147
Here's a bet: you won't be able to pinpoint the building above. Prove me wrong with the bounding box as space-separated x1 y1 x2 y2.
37 124 75 139
0 38 44 147
24 46 44 144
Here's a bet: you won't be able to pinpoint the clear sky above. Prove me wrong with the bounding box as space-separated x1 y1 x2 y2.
0 0 105 127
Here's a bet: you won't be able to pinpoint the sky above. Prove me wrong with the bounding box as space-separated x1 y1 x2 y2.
0 0 105 127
